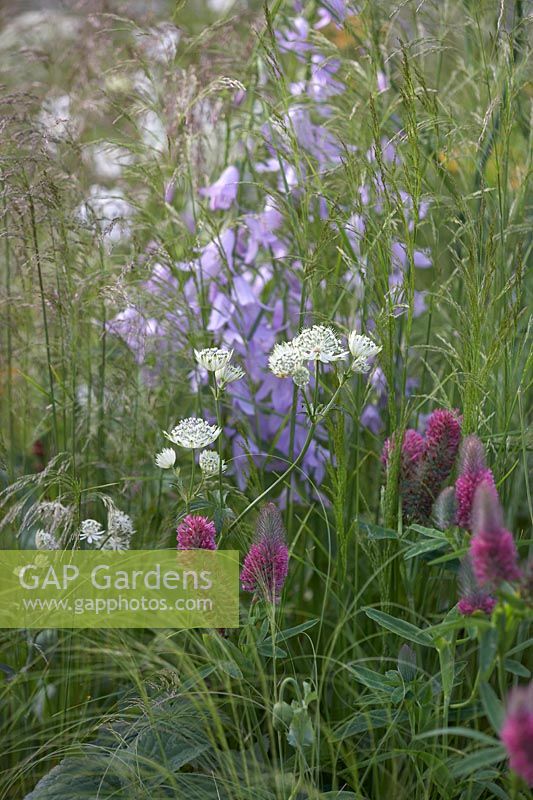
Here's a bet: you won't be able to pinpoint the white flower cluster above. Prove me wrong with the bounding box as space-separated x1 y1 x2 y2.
101 509 135 551
268 325 381 384
79 518 104 545
199 449 226 477
164 418 222 450
35 529 60 550
194 347 244 390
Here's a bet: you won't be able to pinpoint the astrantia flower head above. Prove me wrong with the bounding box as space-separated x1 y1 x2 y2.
108 509 135 539
268 341 303 378
194 347 233 372
470 479 521 587
292 365 311 387
155 448 177 469
80 519 105 545
35 529 59 550
240 503 289 603
177 514 217 550
348 331 381 372
164 418 222 449
501 683 533 787
215 363 245 389
293 325 347 363
199 449 226 477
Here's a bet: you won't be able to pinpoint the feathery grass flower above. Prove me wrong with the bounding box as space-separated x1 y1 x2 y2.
293 325 347 363
177 514 217 550
194 347 233 372
215 363 245 389
268 341 304 378
240 503 289 603
199 449 226 477
501 683 533 787
80 519 105 545
164 418 222 449
155 448 177 469
347 331 381 372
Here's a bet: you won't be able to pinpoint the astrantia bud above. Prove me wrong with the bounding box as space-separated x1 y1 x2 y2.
177 514 217 550
155 447 177 469
292 365 310 387
199 449 226 477
501 683 533 787
240 502 289 603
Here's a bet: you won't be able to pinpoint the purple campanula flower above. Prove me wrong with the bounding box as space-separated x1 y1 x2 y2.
501 683 533 786
106 308 162 364
315 0 351 29
199 165 239 211
240 503 289 603
470 479 521 588
275 17 312 57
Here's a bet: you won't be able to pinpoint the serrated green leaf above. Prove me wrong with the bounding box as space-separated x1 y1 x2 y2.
503 658 531 678
359 522 398 540
348 665 395 693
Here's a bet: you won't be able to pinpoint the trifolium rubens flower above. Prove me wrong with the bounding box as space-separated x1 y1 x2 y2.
347 331 381 372
79 519 105 545
195 347 233 372
199 449 227 477
164 418 222 449
155 447 177 469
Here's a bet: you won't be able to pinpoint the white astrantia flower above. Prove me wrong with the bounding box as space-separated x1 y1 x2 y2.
79 519 104 545
292 365 311 387
268 341 304 378
35 529 60 550
199 449 227 477
293 325 348 364
164 418 222 449
215 363 245 389
108 509 135 539
101 533 130 551
155 447 177 469
348 332 382 372
194 347 233 372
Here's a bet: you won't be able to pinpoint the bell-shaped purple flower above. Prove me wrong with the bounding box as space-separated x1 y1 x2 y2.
199 165 239 211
